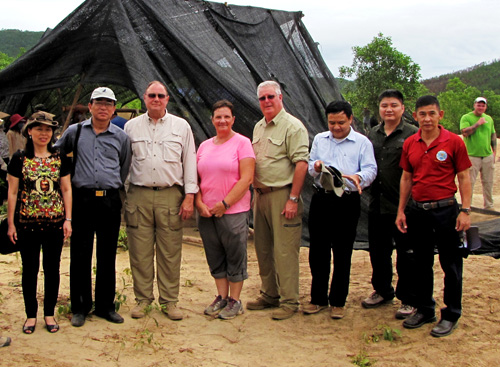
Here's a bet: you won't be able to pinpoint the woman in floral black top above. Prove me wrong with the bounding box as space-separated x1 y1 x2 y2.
7 111 72 334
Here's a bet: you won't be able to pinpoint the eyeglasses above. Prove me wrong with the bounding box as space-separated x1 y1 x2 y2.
93 100 115 107
147 93 167 99
258 95 276 101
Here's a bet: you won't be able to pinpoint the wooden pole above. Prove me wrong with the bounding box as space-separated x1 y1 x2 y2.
62 74 86 133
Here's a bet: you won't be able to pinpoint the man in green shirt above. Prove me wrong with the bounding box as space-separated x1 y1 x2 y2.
459 97 496 209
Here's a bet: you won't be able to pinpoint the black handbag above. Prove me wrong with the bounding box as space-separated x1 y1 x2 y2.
0 217 19 254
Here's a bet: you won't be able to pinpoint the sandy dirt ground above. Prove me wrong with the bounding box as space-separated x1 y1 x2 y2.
0 156 499 367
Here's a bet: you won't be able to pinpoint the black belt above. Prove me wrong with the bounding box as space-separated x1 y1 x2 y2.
312 184 334 195
137 185 170 191
255 185 290 195
412 197 456 210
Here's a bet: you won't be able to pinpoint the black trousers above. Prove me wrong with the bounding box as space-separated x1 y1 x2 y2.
308 191 360 307
70 188 121 315
368 212 416 305
406 203 463 322
19 225 64 318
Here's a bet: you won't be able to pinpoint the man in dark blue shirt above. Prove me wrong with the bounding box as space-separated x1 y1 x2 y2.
56 87 131 327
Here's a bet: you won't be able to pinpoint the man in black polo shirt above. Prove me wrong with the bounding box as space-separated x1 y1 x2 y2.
56 87 131 327
362 90 417 319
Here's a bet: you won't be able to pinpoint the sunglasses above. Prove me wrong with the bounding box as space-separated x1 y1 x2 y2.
258 95 276 101
147 93 167 99
93 100 115 107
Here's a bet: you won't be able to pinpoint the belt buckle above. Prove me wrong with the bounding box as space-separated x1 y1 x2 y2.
422 202 432 210
95 190 105 197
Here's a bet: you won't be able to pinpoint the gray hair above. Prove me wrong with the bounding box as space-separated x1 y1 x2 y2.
257 81 282 98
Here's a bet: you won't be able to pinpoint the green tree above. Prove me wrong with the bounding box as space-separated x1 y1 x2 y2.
481 90 500 134
0 52 14 71
438 77 480 132
339 33 422 120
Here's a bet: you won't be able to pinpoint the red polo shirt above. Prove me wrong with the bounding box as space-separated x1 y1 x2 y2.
400 126 471 202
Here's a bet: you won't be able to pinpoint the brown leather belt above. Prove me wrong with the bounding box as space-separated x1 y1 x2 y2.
255 185 290 195
412 197 456 210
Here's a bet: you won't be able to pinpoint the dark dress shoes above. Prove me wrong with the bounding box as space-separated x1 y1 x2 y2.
402 312 437 329
71 313 86 327
95 311 124 324
430 319 458 337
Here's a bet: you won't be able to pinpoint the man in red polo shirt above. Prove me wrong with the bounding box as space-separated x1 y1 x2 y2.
396 95 472 338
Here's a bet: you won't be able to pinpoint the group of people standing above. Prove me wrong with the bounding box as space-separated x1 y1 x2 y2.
4 79 491 340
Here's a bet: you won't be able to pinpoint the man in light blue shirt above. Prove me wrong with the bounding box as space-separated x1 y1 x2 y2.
303 100 376 320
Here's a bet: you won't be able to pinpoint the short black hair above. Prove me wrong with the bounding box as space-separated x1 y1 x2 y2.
415 95 440 111
325 100 352 119
212 100 234 115
378 89 404 104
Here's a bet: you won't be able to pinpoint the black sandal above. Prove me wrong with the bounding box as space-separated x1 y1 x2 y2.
44 316 59 333
23 319 36 334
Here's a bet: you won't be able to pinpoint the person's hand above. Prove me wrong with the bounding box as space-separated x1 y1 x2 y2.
209 202 227 218
456 212 471 232
179 197 194 220
7 223 17 244
196 202 212 218
477 117 486 126
314 160 324 173
343 174 363 194
63 220 72 240
281 200 298 219
395 212 407 233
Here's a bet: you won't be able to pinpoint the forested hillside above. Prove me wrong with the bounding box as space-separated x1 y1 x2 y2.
0 29 44 57
423 59 500 95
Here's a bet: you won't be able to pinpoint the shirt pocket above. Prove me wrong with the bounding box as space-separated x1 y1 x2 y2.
161 135 183 162
265 137 285 159
131 138 151 161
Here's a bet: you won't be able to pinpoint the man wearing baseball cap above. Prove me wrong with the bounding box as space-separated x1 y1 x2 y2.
460 97 496 209
55 87 131 327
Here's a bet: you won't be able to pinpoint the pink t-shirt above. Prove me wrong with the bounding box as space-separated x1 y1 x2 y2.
197 133 255 214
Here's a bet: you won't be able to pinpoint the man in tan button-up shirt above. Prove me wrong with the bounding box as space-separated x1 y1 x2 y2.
246 80 309 320
124 81 198 321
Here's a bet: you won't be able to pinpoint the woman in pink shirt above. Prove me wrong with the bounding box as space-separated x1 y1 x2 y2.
196 100 255 320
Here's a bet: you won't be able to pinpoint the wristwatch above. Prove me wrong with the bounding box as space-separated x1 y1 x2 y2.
459 208 471 215
289 196 299 203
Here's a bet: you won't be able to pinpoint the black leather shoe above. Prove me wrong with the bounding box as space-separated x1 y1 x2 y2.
430 319 458 337
71 313 86 327
403 312 437 329
95 311 124 324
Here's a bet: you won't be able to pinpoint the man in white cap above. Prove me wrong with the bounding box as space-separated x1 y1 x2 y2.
56 87 131 327
460 97 496 209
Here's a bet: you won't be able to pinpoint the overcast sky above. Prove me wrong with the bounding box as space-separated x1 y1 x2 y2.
1 0 499 80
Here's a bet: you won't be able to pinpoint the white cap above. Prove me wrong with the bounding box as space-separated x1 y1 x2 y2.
474 97 487 104
90 87 116 102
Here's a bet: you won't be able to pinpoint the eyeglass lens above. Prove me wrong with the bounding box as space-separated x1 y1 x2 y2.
147 93 167 99
258 95 276 101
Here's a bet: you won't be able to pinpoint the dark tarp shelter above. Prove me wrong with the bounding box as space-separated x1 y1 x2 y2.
0 0 342 140
0 0 349 244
